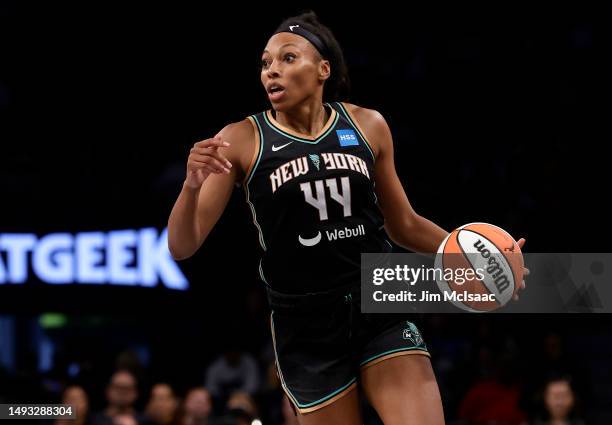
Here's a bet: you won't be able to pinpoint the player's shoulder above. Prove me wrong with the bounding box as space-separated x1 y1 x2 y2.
339 102 389 134
339 102 391 158
217 117 256 141
215 117 258 185
216 118 258 160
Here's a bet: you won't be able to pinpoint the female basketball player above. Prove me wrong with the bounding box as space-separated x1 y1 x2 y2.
168 11 526 425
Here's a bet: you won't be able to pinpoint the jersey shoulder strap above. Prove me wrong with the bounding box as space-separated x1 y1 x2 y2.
330 101 377 162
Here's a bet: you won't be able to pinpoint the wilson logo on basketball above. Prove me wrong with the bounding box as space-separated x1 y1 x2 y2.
473 239 511 294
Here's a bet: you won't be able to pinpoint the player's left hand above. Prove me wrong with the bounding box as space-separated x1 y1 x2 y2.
513 237 529 301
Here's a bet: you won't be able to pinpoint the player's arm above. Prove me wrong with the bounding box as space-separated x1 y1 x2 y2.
167 119 254 260
347 104 448 253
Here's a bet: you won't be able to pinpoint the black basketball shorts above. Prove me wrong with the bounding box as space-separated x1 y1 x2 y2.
266 281 430 414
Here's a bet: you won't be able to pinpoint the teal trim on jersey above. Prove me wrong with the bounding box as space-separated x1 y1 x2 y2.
270 311 357 409
244 115 267 251
246 115 265 185
262 105 339 144
359 347 429 367
335 102 376 162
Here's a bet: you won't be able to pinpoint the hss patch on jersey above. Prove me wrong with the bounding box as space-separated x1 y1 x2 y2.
336 129 359 147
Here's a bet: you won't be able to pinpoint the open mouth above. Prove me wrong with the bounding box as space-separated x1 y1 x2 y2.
268 83 285 96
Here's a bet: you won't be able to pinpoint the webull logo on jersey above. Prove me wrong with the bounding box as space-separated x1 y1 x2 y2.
298 224 366 247
269 152 370 193
336 129 359 147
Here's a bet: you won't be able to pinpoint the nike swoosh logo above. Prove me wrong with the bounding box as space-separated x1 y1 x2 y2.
298 231 321 247
289 25 300 32
271 142 293 152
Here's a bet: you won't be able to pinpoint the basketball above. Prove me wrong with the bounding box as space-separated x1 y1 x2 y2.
434 223 525 312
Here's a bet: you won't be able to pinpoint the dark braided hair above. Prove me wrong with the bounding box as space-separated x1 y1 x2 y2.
274 11 350 102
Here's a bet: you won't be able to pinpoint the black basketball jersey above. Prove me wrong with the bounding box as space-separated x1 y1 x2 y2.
242 102 392 294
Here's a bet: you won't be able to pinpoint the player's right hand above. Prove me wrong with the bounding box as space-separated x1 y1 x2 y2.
184 135 232 189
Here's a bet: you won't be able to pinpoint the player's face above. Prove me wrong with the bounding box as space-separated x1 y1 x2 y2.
261 32 329 111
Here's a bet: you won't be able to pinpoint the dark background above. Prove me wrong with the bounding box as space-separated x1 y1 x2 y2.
0 2 609 424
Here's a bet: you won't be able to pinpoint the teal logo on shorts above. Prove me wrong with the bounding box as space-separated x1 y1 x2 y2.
402 321 423 345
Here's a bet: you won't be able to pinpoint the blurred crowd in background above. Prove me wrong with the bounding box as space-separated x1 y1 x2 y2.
2 312 610 425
